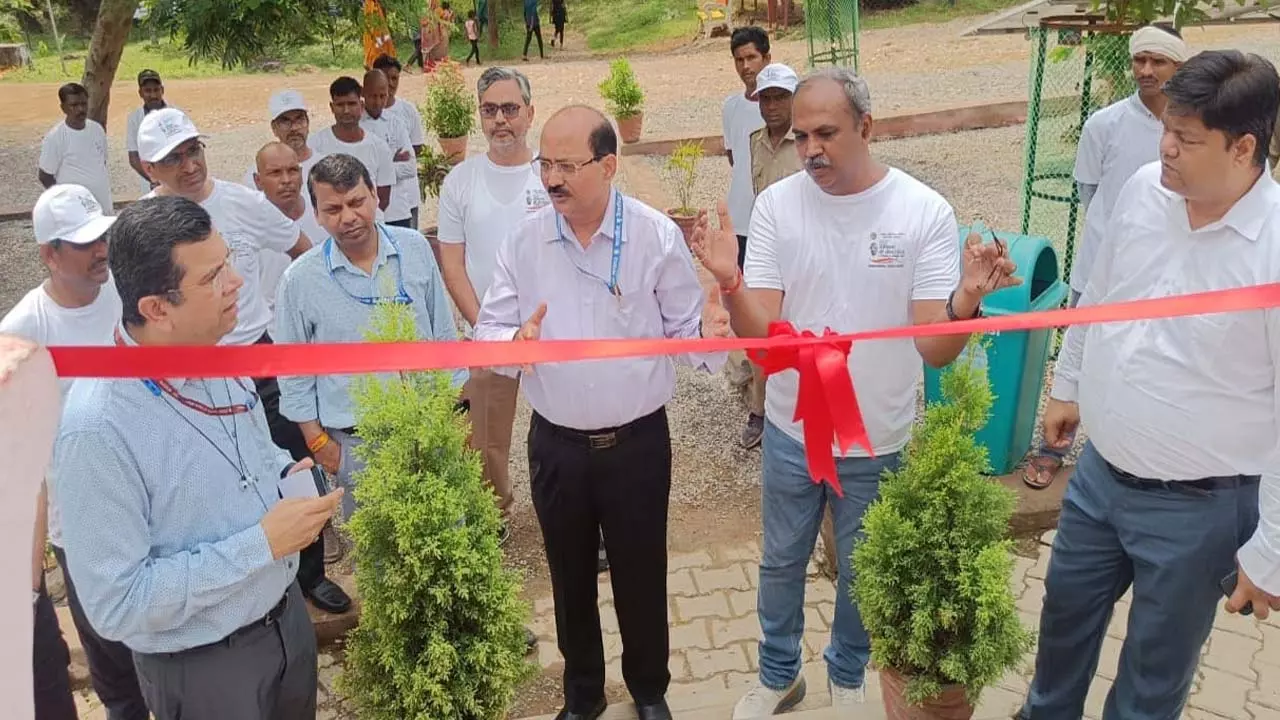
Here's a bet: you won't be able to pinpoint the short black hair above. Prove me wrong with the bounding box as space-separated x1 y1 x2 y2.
730 26 769 57
590 117 618 159
57 83 87 104
308 153 375 207
1163 50 1280 167
330 76 362 99
372 54 401 72
109 196 214 327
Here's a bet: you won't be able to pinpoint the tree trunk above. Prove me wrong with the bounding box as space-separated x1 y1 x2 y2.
486 0 498 48
81 0 138 130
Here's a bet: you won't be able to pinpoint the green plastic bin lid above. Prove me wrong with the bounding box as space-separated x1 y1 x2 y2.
959 222 1069 315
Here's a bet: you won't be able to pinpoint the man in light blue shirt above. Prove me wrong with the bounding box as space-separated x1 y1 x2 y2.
53 196 344 720
274 152 466 522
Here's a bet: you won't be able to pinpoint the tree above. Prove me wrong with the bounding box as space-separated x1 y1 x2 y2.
82 0 137 128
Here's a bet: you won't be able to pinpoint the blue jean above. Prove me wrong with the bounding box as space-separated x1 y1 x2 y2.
756 420 900 690
1019 442 1258 720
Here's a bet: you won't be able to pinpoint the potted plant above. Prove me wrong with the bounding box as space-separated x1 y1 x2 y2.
853 340 1032 720
598 57 645 144
418 145 453 265
421 60 476 165
339 302 534 719
663 140 703 244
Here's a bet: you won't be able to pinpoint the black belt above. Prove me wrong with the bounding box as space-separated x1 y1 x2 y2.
154 591 289 657
535 407 665 450
1104 460 1259 494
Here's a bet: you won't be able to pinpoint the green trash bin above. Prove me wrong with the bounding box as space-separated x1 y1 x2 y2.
922 223 1068 476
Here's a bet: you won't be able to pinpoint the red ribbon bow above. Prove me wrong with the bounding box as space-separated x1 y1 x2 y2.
748 322 874 497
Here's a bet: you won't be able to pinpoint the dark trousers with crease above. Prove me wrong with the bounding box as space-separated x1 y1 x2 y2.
33 578 77 720
530 407 672 711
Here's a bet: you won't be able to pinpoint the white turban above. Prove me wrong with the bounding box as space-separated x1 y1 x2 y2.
1129 26 1189 63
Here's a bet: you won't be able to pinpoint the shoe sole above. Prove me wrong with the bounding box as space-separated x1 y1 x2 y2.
775 678 806 714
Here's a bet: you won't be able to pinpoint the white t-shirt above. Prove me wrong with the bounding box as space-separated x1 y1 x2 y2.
147 180 300 345
1070 94 1164 292
0 278 122 545
309 126 395 195
38 120 113 211
386 97 426 148
360 112 418 221
722 92 765 234
242 150 324 314
745 169 961 456
126 104 179 194
437 154 551 335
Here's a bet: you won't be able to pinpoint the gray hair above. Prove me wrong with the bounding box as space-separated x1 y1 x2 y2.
477 67 532 104
797 67 872 118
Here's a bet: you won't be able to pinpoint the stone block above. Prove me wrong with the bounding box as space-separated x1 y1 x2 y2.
804 604 828 632
668 568 699 597
1250 658 1280 709
975 684 1025 720
816 601 836 626
719 541 762 564
1187 666 1252 719
599 602 619 634
1029 547 1052 580
807 578 837 604
1084 674 1112 719
1096 635 1122 680
687 645 750 678
670 550 715 572
669 652 692 682
675 592 732 622
727 589 757 616
1215 606 1264 639
695 564 752 594
710 615 760 648
1202 628 1260 681
670 619 714 651
1106 603 1129 640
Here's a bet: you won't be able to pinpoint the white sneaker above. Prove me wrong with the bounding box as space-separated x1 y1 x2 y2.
829 680 866 708
732 676 807 718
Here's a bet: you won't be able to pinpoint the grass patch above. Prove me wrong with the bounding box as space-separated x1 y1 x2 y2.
859 0 1029 30
572 0 700 51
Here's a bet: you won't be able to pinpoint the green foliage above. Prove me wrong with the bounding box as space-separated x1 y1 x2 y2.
339 302 534 720
0 0 33 43
1089 0 1221 28
149 0 342 69
663 140 703 216
853 339 1032 705
421 61 476 140
598 57 644 119
418 145 452 199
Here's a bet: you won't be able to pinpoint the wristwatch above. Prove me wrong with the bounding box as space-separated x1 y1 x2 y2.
945 290 982 322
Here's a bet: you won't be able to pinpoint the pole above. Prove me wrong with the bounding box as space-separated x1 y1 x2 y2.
43 0 66 75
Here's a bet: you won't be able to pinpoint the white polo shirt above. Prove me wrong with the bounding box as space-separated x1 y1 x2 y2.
39 120 113 212
722 92 765 234
745 168 961 456
1070 94 1164 292
360 111 418 223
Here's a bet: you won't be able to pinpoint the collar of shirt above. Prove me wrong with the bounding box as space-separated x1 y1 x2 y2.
329 226 400 277
548 188 627 246
1127 93 1160 123
115 322 192 391
751 126 796 151
1171 168 1280 242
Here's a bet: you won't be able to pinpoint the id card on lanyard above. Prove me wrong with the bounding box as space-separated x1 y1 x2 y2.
556 189 624 298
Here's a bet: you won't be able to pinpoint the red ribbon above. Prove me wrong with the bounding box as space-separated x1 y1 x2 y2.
41 282 1280 486
749 323 871 497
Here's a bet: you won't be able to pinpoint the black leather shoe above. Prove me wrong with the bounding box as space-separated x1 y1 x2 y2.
304 578 352 614
637 700 673 720
553 698 606 720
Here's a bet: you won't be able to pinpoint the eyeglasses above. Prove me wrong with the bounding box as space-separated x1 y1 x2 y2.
155 141 205 168
479 102 523 119
163 256 235 302
534 155 604 177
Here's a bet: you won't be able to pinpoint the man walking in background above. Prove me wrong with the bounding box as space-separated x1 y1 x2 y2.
523 0 544 61
38 83 112 213
720 26 769 448
311 76 396 218
1021 24 1187 491
361 69 419 228
125 69 173 194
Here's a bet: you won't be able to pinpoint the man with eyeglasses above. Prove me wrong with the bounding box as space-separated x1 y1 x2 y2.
475 105 730 720
53 195 344 720
438 66 552 547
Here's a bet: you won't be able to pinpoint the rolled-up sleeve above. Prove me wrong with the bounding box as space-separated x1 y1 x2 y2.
474 231 523 377
656 222 725 373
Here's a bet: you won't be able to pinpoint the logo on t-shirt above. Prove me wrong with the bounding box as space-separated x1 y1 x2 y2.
868 232 906 269
526 188 551 211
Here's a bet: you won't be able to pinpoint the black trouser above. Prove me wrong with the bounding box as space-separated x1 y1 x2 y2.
466 39 481 63
407 37 424 68
553 20 564 45
33 578 77 720
52 545 148 720
252 333 325 591
736 234 748 271
524 23 544 58
529 407 672 711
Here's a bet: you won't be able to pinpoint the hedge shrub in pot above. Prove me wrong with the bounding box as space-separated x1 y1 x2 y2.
598 57 645 143
422 61 477 165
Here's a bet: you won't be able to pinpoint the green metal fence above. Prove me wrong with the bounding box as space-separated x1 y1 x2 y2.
805 0 860 71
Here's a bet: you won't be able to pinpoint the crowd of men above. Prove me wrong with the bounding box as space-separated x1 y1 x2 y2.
13 22 1280 720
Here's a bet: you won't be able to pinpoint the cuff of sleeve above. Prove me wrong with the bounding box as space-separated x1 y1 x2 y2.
1049 377 1078 403
241 522 278 569
474 326 519 343
1238 530 1280 596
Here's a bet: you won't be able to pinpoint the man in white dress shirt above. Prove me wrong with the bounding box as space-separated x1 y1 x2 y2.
360 69 418 228
124 69 173 194
1022 24 1187 491
439 66 551 545
38 83 113 212
373 55 428 229
475 105 729 720
689 68 1018 717
310 76 395 216
1021 50 1280 720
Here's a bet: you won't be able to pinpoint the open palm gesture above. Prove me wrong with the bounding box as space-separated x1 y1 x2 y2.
689 201 741 287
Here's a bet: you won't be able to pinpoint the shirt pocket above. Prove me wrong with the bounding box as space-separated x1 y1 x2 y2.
595 289 652 339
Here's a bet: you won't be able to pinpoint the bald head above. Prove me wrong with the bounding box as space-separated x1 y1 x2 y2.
543 105 617 161
540 105 619 229
256 141 297 171
254 141 304 209
363 69 389 117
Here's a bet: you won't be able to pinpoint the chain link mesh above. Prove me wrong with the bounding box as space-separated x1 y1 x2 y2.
805 0 860 70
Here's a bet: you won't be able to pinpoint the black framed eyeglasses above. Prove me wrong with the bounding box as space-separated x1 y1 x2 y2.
479 102 524 119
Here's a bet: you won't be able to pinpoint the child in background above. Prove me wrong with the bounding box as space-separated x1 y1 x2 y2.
464 11 481 65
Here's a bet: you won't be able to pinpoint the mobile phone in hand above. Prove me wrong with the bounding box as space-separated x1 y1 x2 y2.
1220 570 1254 616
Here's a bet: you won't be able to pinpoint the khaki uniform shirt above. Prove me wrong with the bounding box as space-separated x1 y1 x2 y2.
749 126 803 196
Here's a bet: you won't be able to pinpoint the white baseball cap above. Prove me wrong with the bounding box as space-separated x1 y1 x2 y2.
137 107 203 163
268 90 308 123
32 185 115 245
751 63 800 99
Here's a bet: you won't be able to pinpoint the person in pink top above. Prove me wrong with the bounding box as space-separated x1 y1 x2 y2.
464 11 481 65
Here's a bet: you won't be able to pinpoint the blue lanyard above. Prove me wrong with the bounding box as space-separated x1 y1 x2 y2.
323 224 412 306
555 190 624 296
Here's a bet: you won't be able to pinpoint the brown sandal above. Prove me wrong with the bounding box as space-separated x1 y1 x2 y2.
1022 455 1063 490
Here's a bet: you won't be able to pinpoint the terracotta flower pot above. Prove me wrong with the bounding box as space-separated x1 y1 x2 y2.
880 667 975 720
616 112 643 144
667 210 697 246
438 135 468 165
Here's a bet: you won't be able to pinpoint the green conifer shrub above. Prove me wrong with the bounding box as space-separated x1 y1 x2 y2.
339 301 534 719
853 341 1033 704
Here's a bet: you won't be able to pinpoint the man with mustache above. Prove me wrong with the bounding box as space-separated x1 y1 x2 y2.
1022 24 1187 491
53 196 344 720
360 69 419 229
721 26 770 449
125 69 175 194
689 68 1018 717
38 83 112 213
1 185 146 720
475 105 730 720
